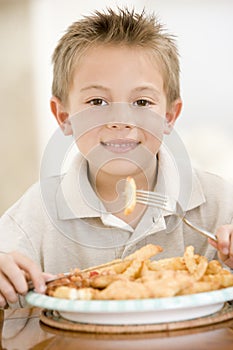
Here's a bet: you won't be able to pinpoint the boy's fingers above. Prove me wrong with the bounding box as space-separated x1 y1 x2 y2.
214 226 233 269
216 225 233 257
0 251 54 305
0 293 7 308
208 237 218 249
42 272 57 282
11 252 46 293
0 254 29 295
0 272 18 304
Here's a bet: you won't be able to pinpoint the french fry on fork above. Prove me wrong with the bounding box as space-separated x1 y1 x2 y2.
124 177 217 242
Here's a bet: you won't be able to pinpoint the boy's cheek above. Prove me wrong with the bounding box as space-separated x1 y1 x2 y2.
69 104 166 141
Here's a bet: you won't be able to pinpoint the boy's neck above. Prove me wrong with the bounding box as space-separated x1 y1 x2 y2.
87 158 158 229
88 158 158 206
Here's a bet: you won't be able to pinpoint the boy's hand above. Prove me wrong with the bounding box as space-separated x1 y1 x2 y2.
208 224 233 269
0 251 54 308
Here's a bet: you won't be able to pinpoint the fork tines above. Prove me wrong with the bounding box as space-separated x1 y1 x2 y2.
136 190 168 209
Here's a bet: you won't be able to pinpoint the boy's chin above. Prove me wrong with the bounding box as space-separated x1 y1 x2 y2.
100 159 142 177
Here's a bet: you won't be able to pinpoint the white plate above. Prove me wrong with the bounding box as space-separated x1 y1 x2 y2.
26 287 233 325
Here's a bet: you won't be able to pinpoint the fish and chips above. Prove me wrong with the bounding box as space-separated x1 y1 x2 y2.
46 244 233 300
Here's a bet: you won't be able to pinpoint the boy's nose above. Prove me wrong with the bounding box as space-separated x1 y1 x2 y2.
106 122 133 129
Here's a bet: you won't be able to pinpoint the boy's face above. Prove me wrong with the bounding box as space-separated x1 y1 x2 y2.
51 45 181 177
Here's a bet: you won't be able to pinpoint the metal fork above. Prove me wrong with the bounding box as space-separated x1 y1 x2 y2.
136 190 217 242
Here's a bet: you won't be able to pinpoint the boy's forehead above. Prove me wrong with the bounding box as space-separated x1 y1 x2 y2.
73 44 163 74
71 45 165 90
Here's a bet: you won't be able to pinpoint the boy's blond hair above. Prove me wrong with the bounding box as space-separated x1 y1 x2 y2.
52 7 180 107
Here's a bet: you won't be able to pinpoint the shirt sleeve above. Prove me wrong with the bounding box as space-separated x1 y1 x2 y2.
0 213 26 252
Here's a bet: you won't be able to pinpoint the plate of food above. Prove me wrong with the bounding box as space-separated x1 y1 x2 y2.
26 244 233 325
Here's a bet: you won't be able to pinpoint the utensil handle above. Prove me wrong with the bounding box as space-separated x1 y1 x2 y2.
182 217 217 242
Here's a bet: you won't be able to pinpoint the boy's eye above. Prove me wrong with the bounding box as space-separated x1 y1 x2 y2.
133 99 151 107
88 98 108 106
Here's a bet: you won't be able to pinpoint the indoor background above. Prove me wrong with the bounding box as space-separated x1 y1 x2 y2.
0 0 233 215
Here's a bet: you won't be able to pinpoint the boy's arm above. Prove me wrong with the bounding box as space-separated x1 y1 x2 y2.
0 212 54 308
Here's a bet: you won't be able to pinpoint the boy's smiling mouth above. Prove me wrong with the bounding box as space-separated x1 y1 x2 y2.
100 139 140 153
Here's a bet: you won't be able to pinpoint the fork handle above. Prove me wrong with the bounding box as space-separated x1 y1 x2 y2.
182 217 217 242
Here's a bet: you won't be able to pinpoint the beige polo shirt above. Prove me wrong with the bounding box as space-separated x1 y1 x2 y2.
0 147 233 276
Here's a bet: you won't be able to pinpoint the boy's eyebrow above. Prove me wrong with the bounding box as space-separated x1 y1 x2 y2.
80 85 109 93
80 84 160 95
133 83 160 94
132 85 161 95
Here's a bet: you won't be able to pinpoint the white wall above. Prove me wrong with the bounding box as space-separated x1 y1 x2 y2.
0 0 39 214
30 0 233 180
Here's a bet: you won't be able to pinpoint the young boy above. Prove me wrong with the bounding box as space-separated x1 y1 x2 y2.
0 7 233 308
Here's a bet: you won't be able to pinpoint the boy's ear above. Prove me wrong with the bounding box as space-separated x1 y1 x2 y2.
164 98 182 135
50 96 73 135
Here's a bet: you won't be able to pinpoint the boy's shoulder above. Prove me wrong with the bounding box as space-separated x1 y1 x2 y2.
194 168 233 191
3 174 64 221
193 168 233 205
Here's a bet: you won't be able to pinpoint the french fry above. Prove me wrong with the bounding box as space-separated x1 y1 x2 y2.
202 270 233 288
124 176 137 215
193 256 208 281
122 259 143 278
143 276 193 298
52 286 95 300
205 260 222 275
97 280 150 300
90 274 126 289
125 244 163 261
82 259 123 273
180 281 221 295
184 245 197 274
97 260 131 274
148 257 186 271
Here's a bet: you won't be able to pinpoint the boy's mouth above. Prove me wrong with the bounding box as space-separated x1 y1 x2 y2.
100 139 140 153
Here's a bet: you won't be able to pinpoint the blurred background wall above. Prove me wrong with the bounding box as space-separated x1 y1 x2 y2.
0 0 233 215
0 0 38 215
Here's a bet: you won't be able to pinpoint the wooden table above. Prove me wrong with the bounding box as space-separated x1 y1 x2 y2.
1 307 233 350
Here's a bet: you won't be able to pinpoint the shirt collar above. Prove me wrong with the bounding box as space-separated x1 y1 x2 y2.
56 154 103 220
156 144 206 214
